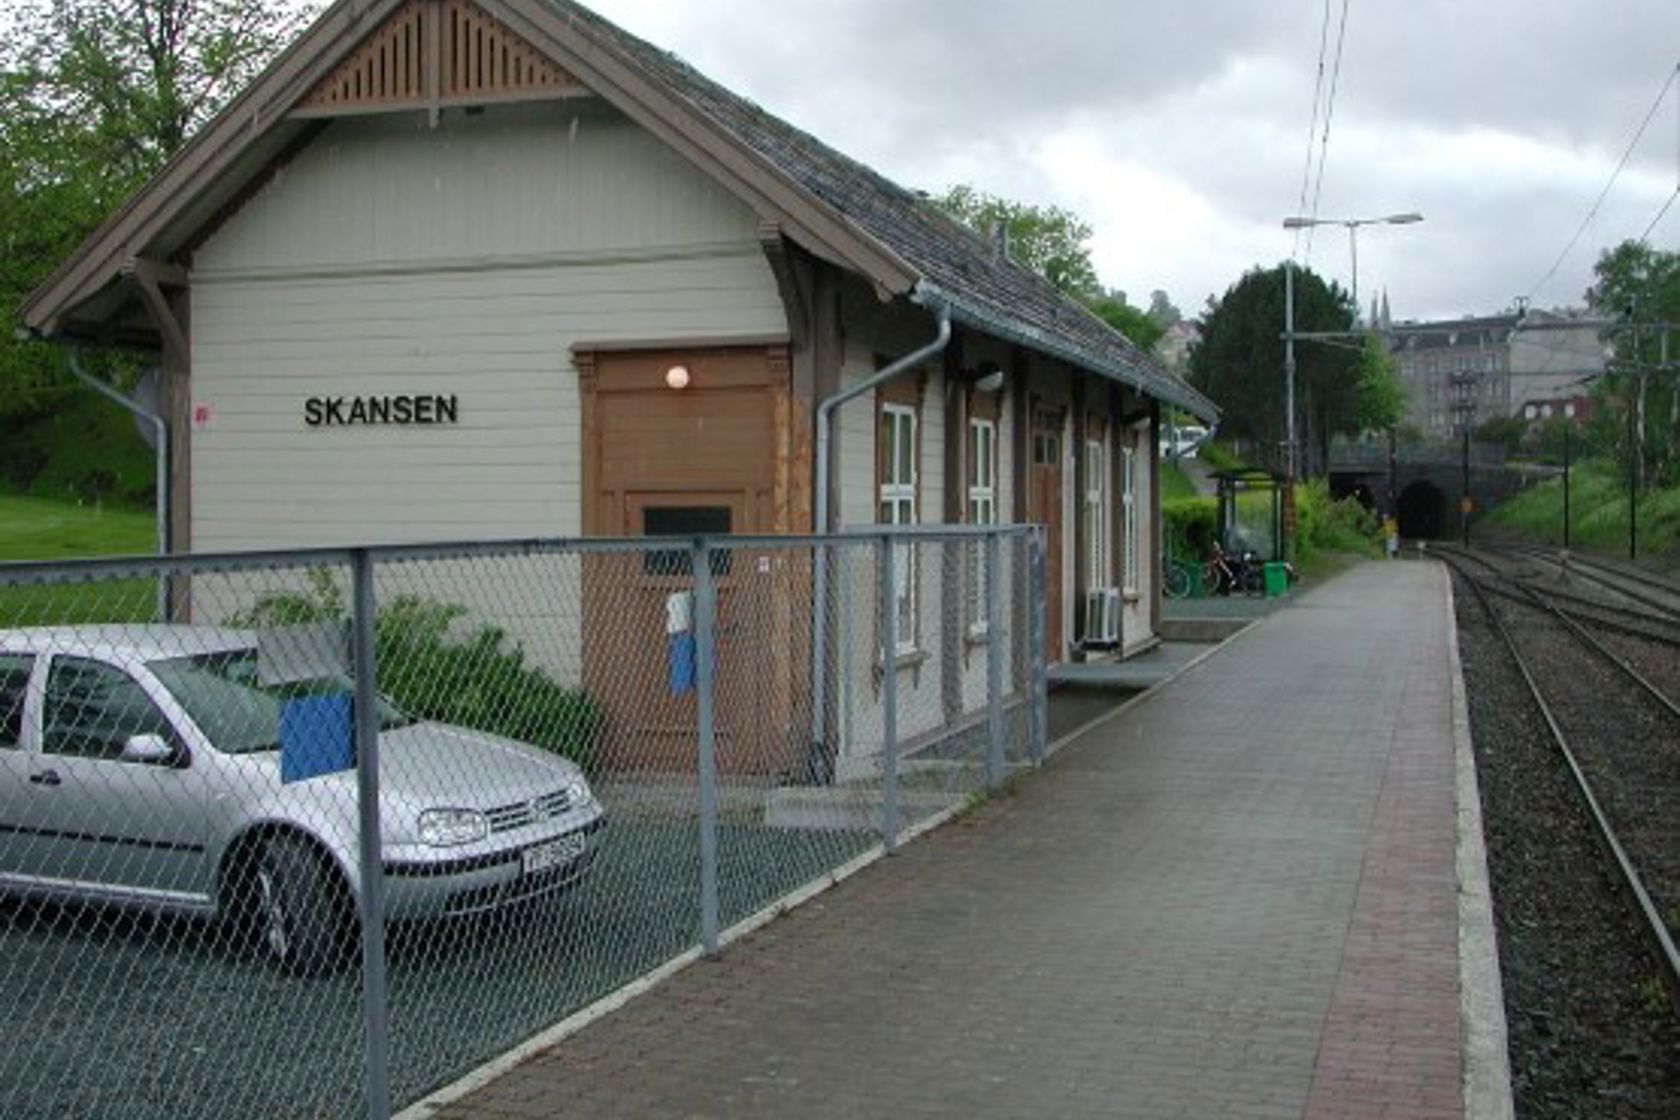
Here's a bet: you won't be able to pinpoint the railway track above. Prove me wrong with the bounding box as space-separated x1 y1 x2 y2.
1508 545 1680 622
1434 544 1680 1010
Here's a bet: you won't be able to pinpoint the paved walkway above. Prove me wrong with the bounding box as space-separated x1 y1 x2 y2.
427 561 1479 1120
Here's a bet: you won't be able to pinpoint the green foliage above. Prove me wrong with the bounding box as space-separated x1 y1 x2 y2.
1485 458 1680 572
1188 264 1358 472
1146 290 1181 330
1195 440 1248 472
1162 497 1215 561
1292 478 1381 565
1158 461 1199 503
1351 334 1405 433
229 575 605 772
0 387 154 504
1584 241 1680 487
1 1 315 416
1087 290 1164 351
1473 415 1529 458
932 184 1099 295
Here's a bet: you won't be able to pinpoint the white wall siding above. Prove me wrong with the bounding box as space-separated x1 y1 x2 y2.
191 103 784 552
195 103 763 274
187 102 785 684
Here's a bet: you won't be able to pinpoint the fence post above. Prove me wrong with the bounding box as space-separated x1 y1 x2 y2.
1028 529 1048 765
985 530 1005 787
693 538 720 955
351 549 390 1120
878 535 899 851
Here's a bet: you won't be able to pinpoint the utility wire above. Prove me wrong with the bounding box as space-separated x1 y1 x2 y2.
1291 0 1334 261
1303 0 1352 261
1525 61 1680 303
1640 188 1679 242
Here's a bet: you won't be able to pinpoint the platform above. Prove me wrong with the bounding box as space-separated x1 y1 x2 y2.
422 561 1503 1120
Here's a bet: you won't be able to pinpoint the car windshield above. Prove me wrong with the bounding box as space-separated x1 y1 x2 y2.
149 648 413 755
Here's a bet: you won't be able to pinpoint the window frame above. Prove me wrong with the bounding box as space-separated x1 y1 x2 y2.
42 655 179 763
1121 442 1140 596
966 417 999 634
0 653 35 750
878 400 920 656
1083 436 1108 590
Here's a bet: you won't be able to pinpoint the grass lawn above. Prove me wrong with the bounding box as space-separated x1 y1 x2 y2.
1159 461 1200 503
0 492 158 624
1485 460 1680 575
0 492 156 562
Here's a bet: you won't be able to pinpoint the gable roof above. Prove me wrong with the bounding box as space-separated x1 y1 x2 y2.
22 0 1215 420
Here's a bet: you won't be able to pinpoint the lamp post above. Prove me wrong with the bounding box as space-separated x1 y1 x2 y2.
1277 211 1422 555
1284 212 1423 319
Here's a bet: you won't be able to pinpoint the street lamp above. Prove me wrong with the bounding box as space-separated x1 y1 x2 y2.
1283 212 1423 314
1277 211 1422 558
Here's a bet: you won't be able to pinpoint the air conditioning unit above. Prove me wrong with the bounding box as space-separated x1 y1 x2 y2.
1083 587 1120 648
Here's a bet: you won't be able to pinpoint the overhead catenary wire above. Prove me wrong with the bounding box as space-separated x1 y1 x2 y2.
1525 62 1680 304
1291 0 1335 261
1302 0 1352 262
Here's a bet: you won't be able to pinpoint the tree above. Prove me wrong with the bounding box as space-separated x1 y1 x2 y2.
1187 264 1359 474
932 185 1167 350
1146 289 1181 329
1088 288 1164 352
933 184 1100 297
1584 240 1680 485
2 0 315 419
1351 335 1405 434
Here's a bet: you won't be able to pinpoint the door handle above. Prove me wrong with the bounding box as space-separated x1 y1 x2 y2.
29 770 62 787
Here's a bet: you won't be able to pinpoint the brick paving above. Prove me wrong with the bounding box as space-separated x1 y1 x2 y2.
427 561 1467 1120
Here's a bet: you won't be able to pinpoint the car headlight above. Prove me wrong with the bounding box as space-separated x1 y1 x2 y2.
566 777 596 810
418 807 489 847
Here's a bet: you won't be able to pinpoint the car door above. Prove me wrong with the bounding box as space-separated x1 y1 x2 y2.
0 652 40 883
13 654 210 906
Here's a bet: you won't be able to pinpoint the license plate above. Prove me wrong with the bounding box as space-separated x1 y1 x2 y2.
522 832 586 876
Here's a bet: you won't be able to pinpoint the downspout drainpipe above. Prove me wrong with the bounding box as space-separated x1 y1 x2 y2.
67 348 169 620
807 304 951 782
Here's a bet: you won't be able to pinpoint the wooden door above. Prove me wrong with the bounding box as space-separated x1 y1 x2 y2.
1031 411 1065 661
580 348 793 774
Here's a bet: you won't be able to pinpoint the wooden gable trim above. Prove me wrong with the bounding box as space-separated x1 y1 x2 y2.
24 0 918 344
294 0 588 121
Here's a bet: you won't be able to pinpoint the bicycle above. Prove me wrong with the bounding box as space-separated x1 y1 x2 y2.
1162 557 1216 601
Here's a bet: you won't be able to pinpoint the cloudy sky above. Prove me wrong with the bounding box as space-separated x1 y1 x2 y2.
583 0 1679 323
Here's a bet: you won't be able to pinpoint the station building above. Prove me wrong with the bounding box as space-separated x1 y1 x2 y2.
23 0 1216 774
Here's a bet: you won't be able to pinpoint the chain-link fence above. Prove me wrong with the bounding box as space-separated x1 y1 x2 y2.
0 527 1044 1119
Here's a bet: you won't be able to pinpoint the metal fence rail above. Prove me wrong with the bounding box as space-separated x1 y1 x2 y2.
0 527 1044 1119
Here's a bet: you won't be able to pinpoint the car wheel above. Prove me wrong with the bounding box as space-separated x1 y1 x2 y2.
255 834 351 976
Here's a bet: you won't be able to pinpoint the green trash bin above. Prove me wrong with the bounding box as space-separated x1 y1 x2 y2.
1263 561 1288 598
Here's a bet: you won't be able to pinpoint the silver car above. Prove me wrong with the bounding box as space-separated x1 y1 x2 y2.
0 626 606 972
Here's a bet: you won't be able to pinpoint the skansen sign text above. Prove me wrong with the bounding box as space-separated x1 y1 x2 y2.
304 394 460 427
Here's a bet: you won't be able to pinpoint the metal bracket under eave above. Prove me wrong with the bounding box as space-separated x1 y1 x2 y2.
122 257 190 365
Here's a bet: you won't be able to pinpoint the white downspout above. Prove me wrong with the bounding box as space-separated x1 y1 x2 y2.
66 348 170 619
807 305 952 781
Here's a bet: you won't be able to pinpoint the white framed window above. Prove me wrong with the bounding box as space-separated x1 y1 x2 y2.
967 418 998 630
1083 438 1108 588
1121 444 1139 595
879 403 918 653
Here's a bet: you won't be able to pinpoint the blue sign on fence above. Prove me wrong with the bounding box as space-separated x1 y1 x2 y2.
280 693 354 783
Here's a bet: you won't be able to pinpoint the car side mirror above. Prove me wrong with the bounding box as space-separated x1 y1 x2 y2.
120 734 179 766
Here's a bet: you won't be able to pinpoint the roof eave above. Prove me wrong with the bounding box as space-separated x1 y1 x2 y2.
912 282 1220 423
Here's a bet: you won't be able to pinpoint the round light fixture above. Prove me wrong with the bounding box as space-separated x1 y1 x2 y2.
665 365 691 390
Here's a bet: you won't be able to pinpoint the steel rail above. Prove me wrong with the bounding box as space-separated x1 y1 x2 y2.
1438 551 1680 1009
1507 546 1680 622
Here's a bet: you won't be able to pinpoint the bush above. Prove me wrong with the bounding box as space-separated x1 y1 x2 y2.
1163 496 1216 561
230 571 603 772
1294 478 1382 564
